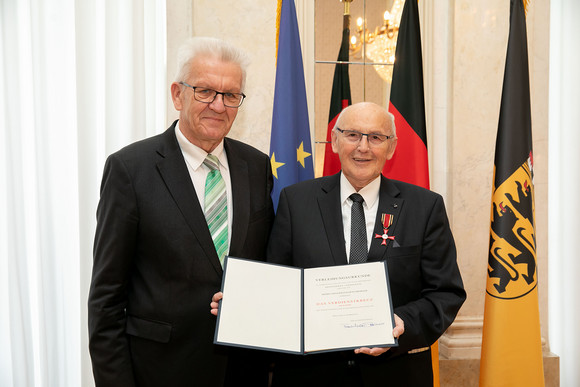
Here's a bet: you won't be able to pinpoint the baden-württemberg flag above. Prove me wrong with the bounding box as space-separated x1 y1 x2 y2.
270 0 313 210
480 1 544 386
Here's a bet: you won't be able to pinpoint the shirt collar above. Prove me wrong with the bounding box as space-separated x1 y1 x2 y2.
175 121 228 172
340 173 381 208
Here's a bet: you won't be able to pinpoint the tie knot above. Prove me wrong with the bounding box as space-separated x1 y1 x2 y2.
204 154 220 171
350 193 364 204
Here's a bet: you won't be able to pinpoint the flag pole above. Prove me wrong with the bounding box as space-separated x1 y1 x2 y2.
343 1 351 52
343 0 352 15
343 1 352 47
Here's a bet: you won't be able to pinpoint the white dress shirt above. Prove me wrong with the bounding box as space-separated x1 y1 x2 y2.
175 122 233 250
340 173 381 263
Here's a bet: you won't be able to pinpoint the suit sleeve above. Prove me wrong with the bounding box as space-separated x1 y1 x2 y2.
266 188 294 266
88 154 137 386
392 195 466 354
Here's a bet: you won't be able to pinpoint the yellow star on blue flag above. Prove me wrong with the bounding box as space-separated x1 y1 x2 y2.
270 153 285 179
269 0 314 211
296 142 311 168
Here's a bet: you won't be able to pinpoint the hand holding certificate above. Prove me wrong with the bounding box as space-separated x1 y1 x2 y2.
213 257 398 354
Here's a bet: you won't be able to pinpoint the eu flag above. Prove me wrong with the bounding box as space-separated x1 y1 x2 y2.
269 0 313 211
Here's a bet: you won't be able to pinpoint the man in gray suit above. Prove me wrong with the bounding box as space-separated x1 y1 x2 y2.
89 37 273 387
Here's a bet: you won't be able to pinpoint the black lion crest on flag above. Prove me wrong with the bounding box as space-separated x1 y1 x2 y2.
487 154 536 299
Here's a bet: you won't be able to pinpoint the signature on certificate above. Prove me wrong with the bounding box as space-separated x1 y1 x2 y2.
343 322 386 328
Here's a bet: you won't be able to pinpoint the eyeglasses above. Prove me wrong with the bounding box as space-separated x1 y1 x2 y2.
179 82 246 108
335 128 394 146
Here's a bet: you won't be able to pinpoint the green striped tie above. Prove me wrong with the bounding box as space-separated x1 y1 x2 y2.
203 154 228 267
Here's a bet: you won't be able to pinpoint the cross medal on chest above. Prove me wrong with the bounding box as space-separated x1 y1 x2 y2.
374 213 395 246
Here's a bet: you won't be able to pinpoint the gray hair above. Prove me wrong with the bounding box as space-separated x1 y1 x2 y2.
174 37 250 91
386 110 396 136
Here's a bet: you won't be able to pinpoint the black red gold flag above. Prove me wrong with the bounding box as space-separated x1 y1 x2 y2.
385 2 438 383
384 0 429 188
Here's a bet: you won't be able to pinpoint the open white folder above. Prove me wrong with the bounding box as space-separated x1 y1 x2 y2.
214 257 397 354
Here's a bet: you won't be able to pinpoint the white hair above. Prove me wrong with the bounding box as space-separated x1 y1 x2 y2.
386 110 396 136
334 102 397 136
174 37 250 91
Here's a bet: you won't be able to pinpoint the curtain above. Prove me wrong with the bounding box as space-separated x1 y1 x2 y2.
0 0 166 385
549 1 580 386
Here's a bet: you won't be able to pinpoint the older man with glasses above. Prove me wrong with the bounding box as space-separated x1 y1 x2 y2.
263 101 466 387
88 37 274 387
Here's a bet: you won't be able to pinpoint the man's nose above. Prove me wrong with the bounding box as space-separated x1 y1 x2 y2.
357 135 370 150
209 93 227 112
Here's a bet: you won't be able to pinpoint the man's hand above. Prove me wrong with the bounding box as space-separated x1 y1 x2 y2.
210 292 223 316
354 314 404 357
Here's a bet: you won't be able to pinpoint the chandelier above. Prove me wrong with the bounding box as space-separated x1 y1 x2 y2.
347 0 404 83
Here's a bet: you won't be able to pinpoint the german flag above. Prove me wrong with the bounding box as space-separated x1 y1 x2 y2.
322 11 351 176
385 1 443 384
383 0 428 188
480 1 545 386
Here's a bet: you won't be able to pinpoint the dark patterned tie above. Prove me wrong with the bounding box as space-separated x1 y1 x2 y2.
349 193 367 264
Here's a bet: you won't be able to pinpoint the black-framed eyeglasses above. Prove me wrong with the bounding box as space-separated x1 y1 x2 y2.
179 82 246 108
336 127 395 146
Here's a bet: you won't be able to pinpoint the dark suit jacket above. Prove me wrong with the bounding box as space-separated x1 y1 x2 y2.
267 173 465 387
88 121 274 387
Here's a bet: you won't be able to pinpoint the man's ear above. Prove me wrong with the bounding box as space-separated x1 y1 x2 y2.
170 82 183 111
331 129 339 154
385 137 398 160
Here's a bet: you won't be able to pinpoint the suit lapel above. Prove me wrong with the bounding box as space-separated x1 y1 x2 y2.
368 176 404 262
155 124 223 276
318 174 348 266
224 139 250 255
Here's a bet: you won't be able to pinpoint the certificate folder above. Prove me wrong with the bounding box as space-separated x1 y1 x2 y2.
214 256 398 355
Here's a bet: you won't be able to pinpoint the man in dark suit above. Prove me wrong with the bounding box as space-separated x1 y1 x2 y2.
88 37 273 387
266 102 466 386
